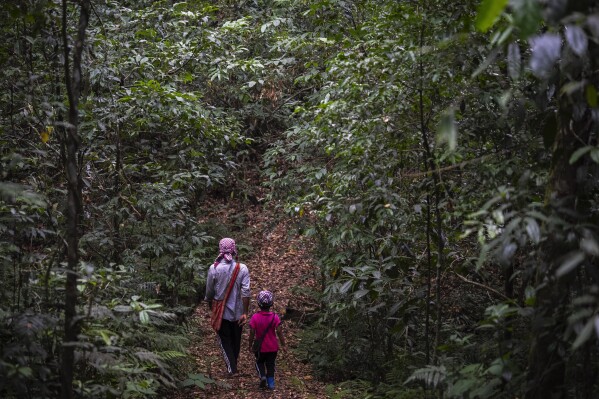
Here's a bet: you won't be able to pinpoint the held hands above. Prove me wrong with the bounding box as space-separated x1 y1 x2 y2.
238 313 247 326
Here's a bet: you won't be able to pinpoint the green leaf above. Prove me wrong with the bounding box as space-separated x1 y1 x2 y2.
354 289 370 299
556 251 585 278
561 81 585 96
507 43 521 80
529 34 562 78
437 109 457 151
99 330 113 345
524 286 536 306
475 0 509 32
0 182 46 207
486 359 504 376
512 0 542 39
139 310 150 324
18 367 33 377
525 217 540 244
448 377 477 396
569 146 593 164
159 350 186 360
565 25 588 57
182 373 215 389
572 317 596 350
580 237 599 256
339 280 353 294
472 46 500 78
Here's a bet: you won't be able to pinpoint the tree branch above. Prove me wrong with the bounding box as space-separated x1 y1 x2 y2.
453 272 513 302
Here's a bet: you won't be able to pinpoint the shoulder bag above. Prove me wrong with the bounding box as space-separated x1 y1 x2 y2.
210 262 240 332
252 314 276 354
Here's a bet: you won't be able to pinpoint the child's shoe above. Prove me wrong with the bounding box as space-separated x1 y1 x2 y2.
259 377 267 390
267 377 275 390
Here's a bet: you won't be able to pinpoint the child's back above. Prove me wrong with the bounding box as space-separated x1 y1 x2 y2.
248 290 287 390
249 310 280 352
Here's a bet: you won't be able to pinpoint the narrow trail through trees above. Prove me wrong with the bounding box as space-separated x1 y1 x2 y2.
182 203 329 398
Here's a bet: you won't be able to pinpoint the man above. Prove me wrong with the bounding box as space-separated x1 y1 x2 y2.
204 237 250 375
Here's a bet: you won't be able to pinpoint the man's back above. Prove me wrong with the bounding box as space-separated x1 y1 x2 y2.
205 260 250 321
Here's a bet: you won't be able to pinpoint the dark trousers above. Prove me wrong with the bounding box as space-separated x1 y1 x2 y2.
255 351 277 379
218 319 243 374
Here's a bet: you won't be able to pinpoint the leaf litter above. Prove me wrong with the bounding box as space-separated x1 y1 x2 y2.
171 198 329 399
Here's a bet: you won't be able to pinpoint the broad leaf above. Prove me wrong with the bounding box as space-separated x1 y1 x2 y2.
556 251 585 277
529 34 562 78
572 317 596 349
353 289 370 299
569 146 593 164
475 0 509 32
587 15 599 38
139 310 150 324
525 217 540 244
339 280 353 294
580 237 599 256
507 43 521 80
565 25 588 56
437 109 457 151
511 0 542 38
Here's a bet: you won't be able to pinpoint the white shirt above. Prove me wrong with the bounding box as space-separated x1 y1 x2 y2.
204 260 250 321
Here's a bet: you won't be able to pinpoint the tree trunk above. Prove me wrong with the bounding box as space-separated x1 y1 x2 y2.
526 4 599 397
525 93 592 399
60 1 90 398
417 16 445 365
113 128 123 263
425 193 432 365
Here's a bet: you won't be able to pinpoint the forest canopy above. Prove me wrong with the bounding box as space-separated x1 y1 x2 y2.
1 0 598 398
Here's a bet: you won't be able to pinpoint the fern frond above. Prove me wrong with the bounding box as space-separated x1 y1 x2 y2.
87 351 118 370
404 365 447 389
135 350 164 368
158 350 187 361
134 331 189 352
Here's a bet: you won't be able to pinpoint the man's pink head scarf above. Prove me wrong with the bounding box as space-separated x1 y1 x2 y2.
213 237 237 267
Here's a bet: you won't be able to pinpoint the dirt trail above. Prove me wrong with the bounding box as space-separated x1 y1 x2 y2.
183 203 329 399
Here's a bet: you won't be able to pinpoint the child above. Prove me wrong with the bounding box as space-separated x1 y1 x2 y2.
248 290 287 390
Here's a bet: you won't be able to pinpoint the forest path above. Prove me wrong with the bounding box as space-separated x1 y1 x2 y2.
181 202 330 398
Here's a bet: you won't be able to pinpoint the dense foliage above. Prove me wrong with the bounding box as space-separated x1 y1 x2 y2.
0 0 252 397
265 0 599 398
1 0 598 398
